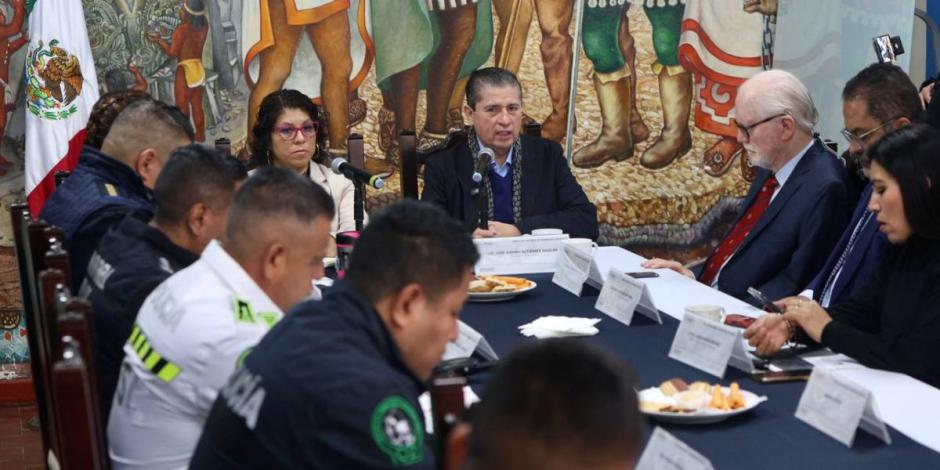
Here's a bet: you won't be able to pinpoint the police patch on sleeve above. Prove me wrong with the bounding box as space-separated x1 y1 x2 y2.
370 396 424 466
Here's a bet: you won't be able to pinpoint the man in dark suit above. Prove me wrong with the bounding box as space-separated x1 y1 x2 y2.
646 70 852 306
800 63 921 308
422 67 599 240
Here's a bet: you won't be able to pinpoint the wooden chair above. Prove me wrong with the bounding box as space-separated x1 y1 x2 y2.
430 375 468 463
348 133 365 169
524 122 543 138
10 205 56 455
398 130 419 199
50 336 107 470
37 269 67 458
44 232 71 288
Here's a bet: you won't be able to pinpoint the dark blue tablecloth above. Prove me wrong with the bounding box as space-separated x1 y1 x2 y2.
460 274 940 469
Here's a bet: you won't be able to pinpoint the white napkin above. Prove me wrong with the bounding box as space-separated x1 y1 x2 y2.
518 316 601 338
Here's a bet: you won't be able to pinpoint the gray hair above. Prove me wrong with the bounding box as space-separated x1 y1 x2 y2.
748 69 818 134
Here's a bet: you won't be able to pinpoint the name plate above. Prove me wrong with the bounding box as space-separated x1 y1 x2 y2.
795 367 891 447
442 321 498 361
669 314 748 378
595 269 662 325
474 235 569 275
552 244 593 296
636 427 714 470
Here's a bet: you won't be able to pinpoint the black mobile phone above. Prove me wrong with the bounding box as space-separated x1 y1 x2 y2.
626 271 659 279
873 34 904 64
747 286 782 313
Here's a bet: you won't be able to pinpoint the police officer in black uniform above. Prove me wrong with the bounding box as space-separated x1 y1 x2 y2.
80 144 245 419
190 200 479 469
40 99 194 288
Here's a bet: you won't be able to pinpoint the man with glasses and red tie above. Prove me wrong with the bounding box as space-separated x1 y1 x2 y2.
645 70 852 307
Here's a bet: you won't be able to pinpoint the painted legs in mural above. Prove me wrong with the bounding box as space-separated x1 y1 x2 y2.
421 4 478 150
0 0 27 173
638 0 691 170
147 2 209 142
247 2 352 156
493 0 574 143
574 1 649 168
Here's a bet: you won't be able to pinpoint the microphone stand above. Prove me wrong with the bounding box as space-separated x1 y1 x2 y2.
354 179 365 232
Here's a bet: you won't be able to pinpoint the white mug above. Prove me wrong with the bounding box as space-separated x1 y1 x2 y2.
684 304 725 322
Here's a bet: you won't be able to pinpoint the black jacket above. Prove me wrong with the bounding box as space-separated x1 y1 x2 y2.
40 146 154 288
190 283 434 469
822 236 940 388
80 215 198 419
422 133 599 240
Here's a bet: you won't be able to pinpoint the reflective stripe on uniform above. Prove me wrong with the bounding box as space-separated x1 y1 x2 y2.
127 324 182 382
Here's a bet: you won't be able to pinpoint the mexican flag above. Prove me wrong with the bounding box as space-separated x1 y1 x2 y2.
24 0 99 215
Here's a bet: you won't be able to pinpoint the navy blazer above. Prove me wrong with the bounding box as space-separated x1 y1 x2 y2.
422 133 599 240
701 140 853 306
805 183 888 306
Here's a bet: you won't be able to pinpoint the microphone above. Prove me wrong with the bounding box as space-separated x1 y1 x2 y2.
471 147 495 183
331 157 384 189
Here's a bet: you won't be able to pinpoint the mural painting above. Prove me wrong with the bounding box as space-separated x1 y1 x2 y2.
0 0 776 362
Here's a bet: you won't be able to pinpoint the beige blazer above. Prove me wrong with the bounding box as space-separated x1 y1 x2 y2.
248 163 367 236
308 162 367 236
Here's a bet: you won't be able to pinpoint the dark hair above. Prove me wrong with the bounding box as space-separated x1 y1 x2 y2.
842 63 923 123
183 0 207 28
465 67 523 110
345 200 479 304
250 89 327 167
465 339 643 470
868 123 940 239
152 144 247 225
84 90 151 149
225 167 335 244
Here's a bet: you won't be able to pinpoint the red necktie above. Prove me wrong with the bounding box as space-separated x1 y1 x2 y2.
699 176 779 286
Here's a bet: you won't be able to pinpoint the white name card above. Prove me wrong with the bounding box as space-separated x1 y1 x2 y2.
668 314 745 378
442 321 498 361
552 244 593 296
795 367 892 447
636 427 714 470
595 269 662 325
474 234 569 275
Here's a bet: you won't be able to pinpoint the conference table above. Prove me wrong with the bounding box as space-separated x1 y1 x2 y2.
458 247 940 468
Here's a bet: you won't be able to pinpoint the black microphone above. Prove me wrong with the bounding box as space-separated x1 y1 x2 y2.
331 157 384 189
471 147 495 183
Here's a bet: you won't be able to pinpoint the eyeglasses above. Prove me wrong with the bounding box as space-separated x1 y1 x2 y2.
840 119 896 148
734 113 787 140
274 121 319 141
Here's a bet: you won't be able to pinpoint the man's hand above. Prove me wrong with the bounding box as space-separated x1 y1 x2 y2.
743 0 778 15
744 314 790 357
488 221 521 237
641 258 694 279
781 297 832 343
921 82 935 108
472 227 496 238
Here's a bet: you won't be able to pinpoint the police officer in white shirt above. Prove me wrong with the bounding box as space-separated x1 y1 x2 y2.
107 167 335 469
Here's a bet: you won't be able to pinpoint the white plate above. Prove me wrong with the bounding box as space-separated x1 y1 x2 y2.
640 387 767 425
467 281 537 302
